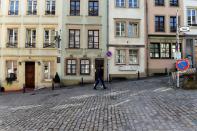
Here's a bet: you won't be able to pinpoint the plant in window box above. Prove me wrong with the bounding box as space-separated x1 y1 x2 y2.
6 73 17 85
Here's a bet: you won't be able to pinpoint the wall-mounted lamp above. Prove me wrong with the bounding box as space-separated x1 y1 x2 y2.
38 61 41 65
19 62 22 65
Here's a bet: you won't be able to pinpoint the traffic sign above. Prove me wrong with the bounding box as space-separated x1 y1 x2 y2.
179 26 190 32
106 51 112 57
176 59 190 71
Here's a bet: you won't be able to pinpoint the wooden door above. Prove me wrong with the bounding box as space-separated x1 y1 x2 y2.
95 59 104 80
25 62 35 88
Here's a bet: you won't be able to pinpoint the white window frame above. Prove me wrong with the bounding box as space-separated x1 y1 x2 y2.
116 49 126 64
6 60 17 80
129 50 138 65
43 61 52 80
8 29 18 44
116 0 125 7
9 0 19 15
26 29 36 44
44 29 55 44
128 22 139 38
187 9 197 26
27 0 37 15
46 0 55 13
129 0 139 8
116 22 126 37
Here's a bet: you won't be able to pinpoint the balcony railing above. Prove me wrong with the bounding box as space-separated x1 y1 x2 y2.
43 43 56 48
45 10 55 15
8 10 18 15
27 10 37 15
25 43 36 48
6 42 18 48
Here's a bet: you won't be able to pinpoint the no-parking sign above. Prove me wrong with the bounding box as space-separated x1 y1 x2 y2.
176 59 190 71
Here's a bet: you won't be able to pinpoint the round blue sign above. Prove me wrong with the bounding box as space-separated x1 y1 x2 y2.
106 51 112 57
176 59 189 71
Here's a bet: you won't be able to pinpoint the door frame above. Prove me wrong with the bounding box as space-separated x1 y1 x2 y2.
95 58 104 80
25 61 35 88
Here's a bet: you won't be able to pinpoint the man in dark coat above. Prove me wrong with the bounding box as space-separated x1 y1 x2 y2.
94 66 107 90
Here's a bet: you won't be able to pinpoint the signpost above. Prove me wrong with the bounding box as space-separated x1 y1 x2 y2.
175 10 190 88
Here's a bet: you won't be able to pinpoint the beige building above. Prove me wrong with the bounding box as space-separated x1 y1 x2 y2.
108 0 146 79
0 0 61 91
147 0 184 75
60 0 107 85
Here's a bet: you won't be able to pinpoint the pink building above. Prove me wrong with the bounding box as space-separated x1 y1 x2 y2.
146 0 184 75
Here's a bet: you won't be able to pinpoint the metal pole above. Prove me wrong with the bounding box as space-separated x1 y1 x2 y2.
176 9 180 88
106 0 110 83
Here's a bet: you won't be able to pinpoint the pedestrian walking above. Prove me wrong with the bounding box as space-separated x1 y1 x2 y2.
94 66 107 90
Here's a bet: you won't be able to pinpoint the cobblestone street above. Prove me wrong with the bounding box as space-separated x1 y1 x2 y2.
0 77 197 131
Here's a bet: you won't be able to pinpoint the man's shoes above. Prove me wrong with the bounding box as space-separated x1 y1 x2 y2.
94 88 97 90
103 87 107 89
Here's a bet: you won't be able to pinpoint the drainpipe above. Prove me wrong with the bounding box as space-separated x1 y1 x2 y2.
106 0 110 82
145 0 149 76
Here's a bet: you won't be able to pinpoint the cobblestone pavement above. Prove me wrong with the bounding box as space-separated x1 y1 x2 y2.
0 77 197 131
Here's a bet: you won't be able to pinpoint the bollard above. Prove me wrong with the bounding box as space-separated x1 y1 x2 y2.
81 77 84 86
165 68 168 75
52 81 54 90
138 71 140 80
23 84 26 93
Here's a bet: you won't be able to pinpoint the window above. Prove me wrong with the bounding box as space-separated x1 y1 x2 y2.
129 0 138 8
6 61 17 81
187 9 197 26
27 0 37 15
129 50 138 64
26 29 36 48
150 43 160 58
43 61 53 80
70 0 80 16
150 43 182 59
155 0 164 6
88 30 99 49
128 23 139 37
44 29 55 48
170 0 178 6
89 1 98 16
116 0 125 7
80 59 90 75
9 0 19 15
170 16 177 32
45 0 55 15
69 29 80 48
116 21 126 37
116 49 126 64
155 16 165 32
66 59 77 75
7 29 18 48
160 43 170 58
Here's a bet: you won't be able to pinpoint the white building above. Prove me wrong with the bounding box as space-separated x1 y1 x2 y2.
183 0 197 67
108 0 146 79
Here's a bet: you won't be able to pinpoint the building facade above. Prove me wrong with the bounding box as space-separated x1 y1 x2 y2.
147 0 184 75
183 0 197 68
61 0 107 85
108 0 146 79
0 0 61 91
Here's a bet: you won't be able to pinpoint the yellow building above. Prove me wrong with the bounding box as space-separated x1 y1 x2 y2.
0 0 61 91
61 0 107 85
0 0 107 91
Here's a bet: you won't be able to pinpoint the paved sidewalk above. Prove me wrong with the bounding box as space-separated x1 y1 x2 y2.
0 77 197 131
